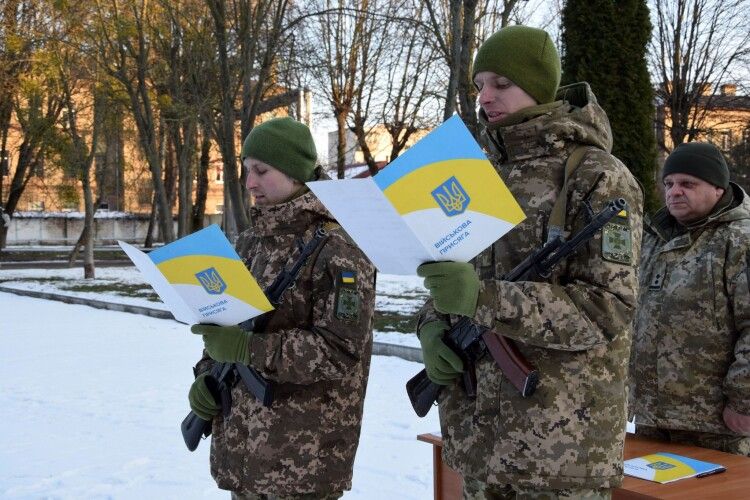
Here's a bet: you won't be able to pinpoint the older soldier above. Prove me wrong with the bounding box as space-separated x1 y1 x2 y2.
631 141 750 455
188 117 376 499
416 26 643 498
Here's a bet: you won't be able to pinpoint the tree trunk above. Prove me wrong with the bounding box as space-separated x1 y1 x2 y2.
192 127 210 232
82 168 95 279
458 0 478 136
335 110 348 178
175 118 196 237
207 0 249 234
145 193 156 248
443 0 462 120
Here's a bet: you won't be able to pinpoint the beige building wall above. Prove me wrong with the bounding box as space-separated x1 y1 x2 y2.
1 102 302 215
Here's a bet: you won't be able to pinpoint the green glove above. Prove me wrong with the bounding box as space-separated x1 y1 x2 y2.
191 324 252 365
419 321 464 385
188 372 220 421
417 262 480 317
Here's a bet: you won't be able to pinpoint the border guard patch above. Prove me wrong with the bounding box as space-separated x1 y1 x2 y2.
335 271 359 321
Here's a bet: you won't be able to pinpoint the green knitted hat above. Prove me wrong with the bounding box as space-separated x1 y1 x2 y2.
662 142 729 189
472 25 561 104
241 117 317 183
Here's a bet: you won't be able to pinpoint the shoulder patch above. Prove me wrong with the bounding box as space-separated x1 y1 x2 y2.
335 271 359 321
602 212 633 264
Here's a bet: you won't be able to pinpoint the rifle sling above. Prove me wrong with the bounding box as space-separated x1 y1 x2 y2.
547 145 590 242
240 222 337 333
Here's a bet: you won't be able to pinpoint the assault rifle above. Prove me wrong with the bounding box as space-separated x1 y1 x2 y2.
181 226 329 451
406 198 627 417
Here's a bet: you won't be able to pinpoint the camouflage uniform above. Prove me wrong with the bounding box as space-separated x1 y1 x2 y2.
630 182 750 456
418 83 644 492
196 182 376 496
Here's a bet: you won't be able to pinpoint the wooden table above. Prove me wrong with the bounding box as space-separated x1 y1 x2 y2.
417 432 750 500
417 433 463 500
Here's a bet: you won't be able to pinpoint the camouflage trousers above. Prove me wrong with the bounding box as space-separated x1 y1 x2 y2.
463 477 611 500
635 425 750 457
230 491 342 500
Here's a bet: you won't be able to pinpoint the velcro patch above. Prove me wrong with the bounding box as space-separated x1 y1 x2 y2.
335 271 359 321
602 215 632 264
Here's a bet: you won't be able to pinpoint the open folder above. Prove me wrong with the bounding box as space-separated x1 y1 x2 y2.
118 224 272 326
308 115 525 275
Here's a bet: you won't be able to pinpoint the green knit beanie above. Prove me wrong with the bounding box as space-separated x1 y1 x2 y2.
472 25 561 104
662 142 729 189
241 117 317 183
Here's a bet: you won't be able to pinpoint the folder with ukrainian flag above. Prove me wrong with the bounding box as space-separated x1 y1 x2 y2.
308 115 525 275
624 452 725 483
118 224 273 326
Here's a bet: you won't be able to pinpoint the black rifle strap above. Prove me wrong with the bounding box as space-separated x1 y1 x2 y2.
238 222 337 333
272 221 336 302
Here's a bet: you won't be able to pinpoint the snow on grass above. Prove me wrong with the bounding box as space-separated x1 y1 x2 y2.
0 292 439 499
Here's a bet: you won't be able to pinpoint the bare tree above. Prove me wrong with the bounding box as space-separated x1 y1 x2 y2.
0 0 64 249
650 0 750 151
421 0 561 136
347 1 403 174
151 0 217 237
302 0 376 178
90 0 175 242
377 2 442 163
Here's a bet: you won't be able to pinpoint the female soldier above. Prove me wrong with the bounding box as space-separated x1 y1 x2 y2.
188 117 375 499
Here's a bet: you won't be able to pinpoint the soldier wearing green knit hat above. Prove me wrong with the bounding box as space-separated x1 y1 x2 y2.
188 115 376 497
416 24 643 499
240 117 318 205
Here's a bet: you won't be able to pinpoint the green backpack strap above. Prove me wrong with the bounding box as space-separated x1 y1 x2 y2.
547 145 590 242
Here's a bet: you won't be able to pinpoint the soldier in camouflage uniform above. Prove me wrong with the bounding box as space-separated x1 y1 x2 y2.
188 118 376 499
416 26 643 499
631 142 750 456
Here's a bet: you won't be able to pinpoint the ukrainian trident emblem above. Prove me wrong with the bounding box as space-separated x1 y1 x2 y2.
195 267 227 295
432 176 470 216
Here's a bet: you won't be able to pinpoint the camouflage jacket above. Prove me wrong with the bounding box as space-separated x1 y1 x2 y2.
630 183 750 434
197 186 376 495
418 83 644 489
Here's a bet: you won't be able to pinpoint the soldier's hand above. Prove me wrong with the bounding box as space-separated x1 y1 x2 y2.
191 324 252 365
418 262 480 318
723 406 750 435
418 321 464 385
189 372 221 421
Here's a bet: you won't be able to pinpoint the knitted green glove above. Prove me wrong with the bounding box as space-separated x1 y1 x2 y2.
191 324 252 365
188 372 220 421
417 262 480 317
418 321 464 385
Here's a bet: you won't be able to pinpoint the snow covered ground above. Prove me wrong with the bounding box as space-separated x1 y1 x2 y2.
0 292 439 499
0 267 426 349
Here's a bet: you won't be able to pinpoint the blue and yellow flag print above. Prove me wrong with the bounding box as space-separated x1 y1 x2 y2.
373 115 525 262
138 225 272 325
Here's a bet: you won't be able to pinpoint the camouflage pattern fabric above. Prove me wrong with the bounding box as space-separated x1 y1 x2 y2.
634 425 750 457
195 182 376 496
631 183 750 441
418 82 644 490
463 476 611 499
230 490 342 500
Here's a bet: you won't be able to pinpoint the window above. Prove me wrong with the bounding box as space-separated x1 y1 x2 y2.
216 204 224 214
28 200 45 211
215 166 223 183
